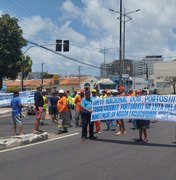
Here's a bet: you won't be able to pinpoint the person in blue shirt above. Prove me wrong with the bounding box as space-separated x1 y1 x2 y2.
11 90 24 135
81 90 95 140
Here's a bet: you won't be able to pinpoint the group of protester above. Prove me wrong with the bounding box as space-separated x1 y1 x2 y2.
10 84 153 143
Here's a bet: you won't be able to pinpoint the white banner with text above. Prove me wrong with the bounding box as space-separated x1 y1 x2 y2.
0 91 35 107
91 95 176 122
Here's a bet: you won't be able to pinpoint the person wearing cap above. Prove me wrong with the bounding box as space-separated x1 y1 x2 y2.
115 86 126 135
91 89 101 134
81 90 95 140
74 89 84 127
33 85 44 134
57 89 68 133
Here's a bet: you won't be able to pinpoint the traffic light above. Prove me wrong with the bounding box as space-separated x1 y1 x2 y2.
63 40 69 52
56 40 62 51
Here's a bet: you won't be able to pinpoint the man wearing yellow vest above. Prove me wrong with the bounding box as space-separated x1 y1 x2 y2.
41 91 48 125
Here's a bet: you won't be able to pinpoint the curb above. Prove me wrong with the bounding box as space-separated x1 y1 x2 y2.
0 110 11 115
0 132 48 150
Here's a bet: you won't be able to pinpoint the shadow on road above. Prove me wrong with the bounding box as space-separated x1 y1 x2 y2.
95 138 176 148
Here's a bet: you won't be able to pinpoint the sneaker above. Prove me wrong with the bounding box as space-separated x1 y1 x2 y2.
33 130 42 134
123 131 127 134
115 131 122 135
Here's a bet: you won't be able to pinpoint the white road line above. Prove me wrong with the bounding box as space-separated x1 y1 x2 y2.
0 133 79 153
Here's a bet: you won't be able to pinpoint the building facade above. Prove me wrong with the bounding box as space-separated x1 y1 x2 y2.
100 59 134 78
154 60 176 94
134 55 164 79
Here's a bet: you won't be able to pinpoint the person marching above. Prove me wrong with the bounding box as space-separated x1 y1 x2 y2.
74 89 84 127
49 91 59 124
115 86 126 135
57 89 69 134
91 89 101 134
135 89 150 143
81 90 95 140
40 91 48 125
33 85 44 134
11 90 24 135
66 90 73 127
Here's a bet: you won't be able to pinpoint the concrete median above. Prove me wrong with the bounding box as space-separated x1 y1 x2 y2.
0 132 48 150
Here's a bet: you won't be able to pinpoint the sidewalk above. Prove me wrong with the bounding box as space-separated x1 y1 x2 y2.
0 107 48 151
0 107 11 115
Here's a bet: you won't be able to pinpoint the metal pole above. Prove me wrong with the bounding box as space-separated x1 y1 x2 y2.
41 63 45 87
119 0 123 84
133 62 136 90
104 47 106 78
122 8 125 75
20 65 24 91
78 66 82 89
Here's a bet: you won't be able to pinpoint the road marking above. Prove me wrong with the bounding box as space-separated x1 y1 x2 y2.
0 133 79 153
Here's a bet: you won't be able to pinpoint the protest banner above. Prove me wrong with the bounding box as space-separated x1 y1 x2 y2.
91 95 176 122
0 91 35 107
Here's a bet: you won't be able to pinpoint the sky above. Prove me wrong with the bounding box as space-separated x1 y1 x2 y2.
0 0 176 77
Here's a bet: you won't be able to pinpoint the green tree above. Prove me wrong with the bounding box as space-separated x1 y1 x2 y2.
0 14 27 88
165 76 176 94
20 55 33 79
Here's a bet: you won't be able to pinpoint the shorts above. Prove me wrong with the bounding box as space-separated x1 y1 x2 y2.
34 106 43 119
12 114 23 126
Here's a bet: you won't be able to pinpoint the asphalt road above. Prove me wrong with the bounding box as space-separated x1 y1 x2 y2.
0 113 176 180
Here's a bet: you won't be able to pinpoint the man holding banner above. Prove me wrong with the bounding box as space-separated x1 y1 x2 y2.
135 89 150 143
81 90 95 140
115 86 126 135
91 87 176 143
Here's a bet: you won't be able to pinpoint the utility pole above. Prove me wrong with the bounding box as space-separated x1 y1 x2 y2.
41 63 45 87
78 66 82 89
119 0 123 82
103 47 106 78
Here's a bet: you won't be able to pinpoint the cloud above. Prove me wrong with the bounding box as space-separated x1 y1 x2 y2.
59 0 82 20
6 0 176 76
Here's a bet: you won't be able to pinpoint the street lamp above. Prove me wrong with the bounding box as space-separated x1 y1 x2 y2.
21 46 36 91
109 0 123 82
121 8 140 75
109 7 140 85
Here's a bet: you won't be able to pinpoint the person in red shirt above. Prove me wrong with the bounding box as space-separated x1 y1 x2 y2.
74 89 84 127
57 89 68 134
